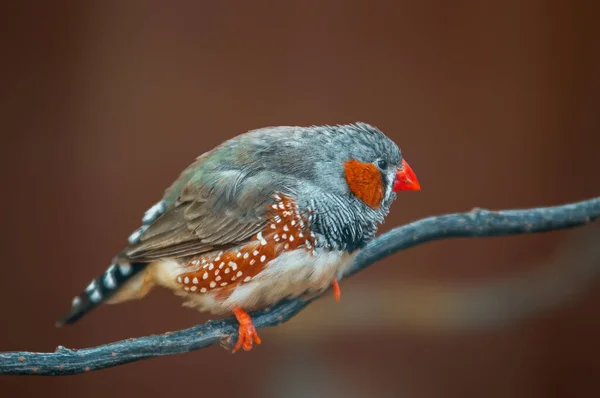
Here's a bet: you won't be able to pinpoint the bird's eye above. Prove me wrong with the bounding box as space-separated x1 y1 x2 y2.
376 159 388 170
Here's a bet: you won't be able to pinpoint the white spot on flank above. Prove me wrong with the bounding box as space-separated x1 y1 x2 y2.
243 253 249 259
291 220 296 226
257 232 267 245
283 225 289 231
243 276 252 282
200 287 207 293
203 272 208 280
299 232 304 238
184 286 190 291
289 235 294 242
208 263 214 270
209 281 216 288
190 286 197 292
119 264 132 275
177 276 182 283
260 255 266 262
89 290 102 303
284 243 290 249
215 269 220 275
184 277 189 284
225 268 230 274
274 194 281 200
253 250 259 256
282 234 287 239
229 262 237 270
192 277 198 284
219 262 224 269
236 252 242 258
220 282 228 287
236 271 243 277
272 204 278 210
250 259 255 265
274 234 280 241
278 203 285 209
216 276 221 281
270 224 276 229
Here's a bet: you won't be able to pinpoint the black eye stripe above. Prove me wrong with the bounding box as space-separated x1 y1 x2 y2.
380 170 388 188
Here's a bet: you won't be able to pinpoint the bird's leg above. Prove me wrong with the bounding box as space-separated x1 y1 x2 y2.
297 280 342 302
232 306 261 353
332 279 341 302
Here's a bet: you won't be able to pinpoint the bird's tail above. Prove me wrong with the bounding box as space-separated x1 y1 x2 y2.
55 261 148 327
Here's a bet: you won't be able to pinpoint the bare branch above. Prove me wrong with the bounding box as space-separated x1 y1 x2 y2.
1 197 599 376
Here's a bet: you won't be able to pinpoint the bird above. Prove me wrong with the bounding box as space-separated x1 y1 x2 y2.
56 122 420 352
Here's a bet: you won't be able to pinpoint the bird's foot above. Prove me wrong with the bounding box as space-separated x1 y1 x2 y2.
232 307 261 353
332 279 341 302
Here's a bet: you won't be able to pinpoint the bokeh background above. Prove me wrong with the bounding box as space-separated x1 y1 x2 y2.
2 1 599 397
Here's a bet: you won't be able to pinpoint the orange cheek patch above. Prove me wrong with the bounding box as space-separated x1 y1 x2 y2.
344 159 384 209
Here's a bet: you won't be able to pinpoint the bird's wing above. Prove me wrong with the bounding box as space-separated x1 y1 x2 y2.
124 169 285 263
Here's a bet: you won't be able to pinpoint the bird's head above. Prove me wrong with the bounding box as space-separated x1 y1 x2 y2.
291 123 421 211
209 122 421 250
232 123 420 211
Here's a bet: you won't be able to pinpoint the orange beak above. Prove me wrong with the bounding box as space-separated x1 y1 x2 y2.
393 158 421 192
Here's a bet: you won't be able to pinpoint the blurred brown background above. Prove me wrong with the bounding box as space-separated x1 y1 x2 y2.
1 1 599 397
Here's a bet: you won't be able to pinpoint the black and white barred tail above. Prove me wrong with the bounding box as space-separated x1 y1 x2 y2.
55 262 147 327
56 200 166 327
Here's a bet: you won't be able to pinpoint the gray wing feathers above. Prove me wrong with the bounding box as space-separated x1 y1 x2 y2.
123 170 281 262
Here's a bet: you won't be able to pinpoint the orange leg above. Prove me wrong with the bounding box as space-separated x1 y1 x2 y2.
232 307 262 353
332 280 341 302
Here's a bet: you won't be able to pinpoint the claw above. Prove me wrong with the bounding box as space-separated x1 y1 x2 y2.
332 280 341 302
232 307 261 353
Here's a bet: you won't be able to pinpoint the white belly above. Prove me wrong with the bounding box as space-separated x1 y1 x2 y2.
152 249 356 315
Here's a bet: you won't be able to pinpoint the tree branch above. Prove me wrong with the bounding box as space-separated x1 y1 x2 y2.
1 197 599 376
